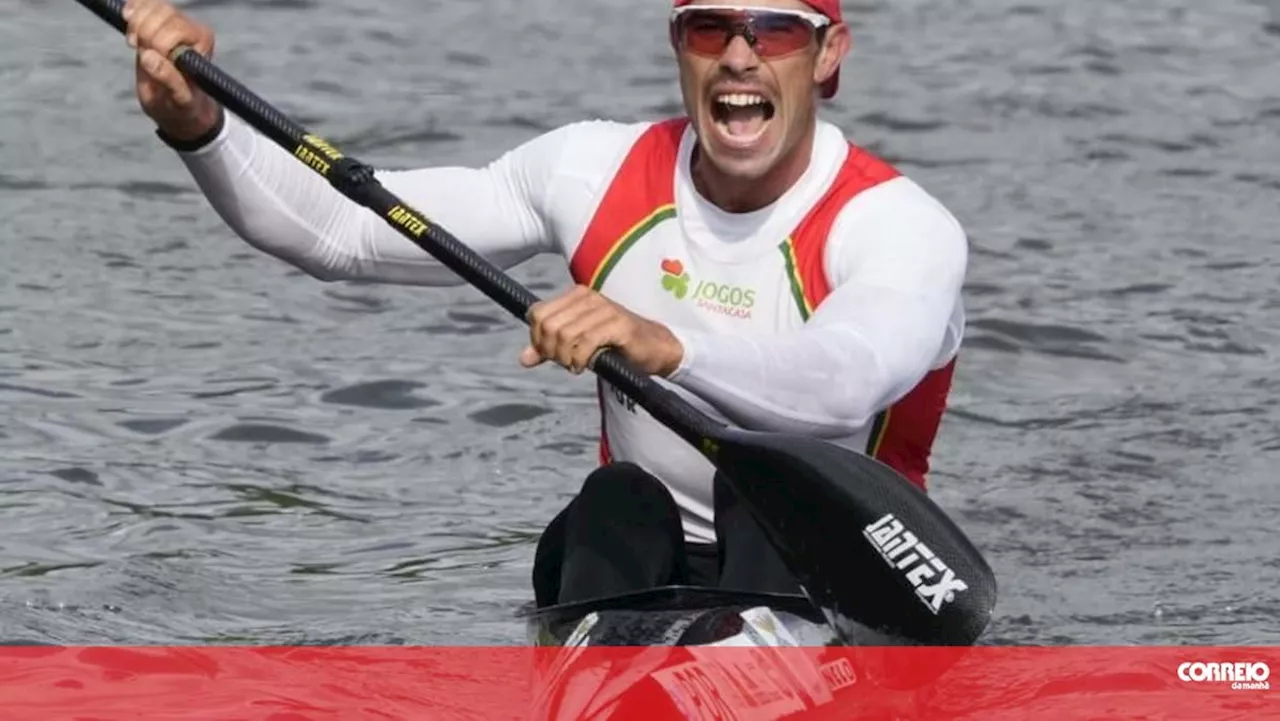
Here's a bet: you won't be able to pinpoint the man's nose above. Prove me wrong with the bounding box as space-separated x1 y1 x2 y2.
718 32 761 74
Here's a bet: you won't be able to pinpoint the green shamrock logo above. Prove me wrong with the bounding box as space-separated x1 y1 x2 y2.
660 258 690 299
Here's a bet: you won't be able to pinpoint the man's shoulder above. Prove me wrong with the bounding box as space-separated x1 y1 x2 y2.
828 175 968 267
815 127 968 272
812 121 965 236
848 174 964 229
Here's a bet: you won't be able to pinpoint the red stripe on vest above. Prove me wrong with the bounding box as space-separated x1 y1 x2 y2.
573 119 687 466
871 357 957 490
568 118 688 287
789 145 956 492
788 145 901 303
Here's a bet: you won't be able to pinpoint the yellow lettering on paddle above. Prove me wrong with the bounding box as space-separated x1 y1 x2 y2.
293 144 331 175
387 205 429 238
302 134 344 161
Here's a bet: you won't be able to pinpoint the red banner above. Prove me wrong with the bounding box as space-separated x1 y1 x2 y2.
0 646 1275 720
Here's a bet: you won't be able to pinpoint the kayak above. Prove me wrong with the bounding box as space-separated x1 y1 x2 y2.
519 586 880 720
524 585 840 647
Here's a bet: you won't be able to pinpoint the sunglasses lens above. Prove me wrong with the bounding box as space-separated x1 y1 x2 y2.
750 14 815 56
675 10 817 58
679 13 735 55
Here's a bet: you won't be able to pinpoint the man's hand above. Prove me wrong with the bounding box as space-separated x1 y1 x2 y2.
522 286 684 377
124 0 222 142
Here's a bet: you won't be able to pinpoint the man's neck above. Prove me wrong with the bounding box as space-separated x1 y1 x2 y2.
690 126 817 214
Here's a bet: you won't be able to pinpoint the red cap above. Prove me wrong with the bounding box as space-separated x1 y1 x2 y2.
671 1 843 98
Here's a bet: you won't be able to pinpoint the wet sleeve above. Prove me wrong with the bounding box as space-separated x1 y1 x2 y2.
171 112 572 285
665 178 968 437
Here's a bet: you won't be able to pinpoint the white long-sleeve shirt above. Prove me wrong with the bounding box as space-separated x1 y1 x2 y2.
173 112 968 542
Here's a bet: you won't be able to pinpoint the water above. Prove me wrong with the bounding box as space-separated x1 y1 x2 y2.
1 0 1278 649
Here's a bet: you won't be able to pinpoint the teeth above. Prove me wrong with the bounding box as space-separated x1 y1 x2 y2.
716 93 766 107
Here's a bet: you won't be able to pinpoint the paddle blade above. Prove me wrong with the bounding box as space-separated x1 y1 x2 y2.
710 430 997 647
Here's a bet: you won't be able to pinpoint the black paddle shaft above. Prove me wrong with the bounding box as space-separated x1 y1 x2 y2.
76 0 724 450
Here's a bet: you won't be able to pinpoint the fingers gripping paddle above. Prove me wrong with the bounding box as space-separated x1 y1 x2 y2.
72 0 996 646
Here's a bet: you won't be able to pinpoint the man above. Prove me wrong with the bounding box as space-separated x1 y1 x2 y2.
122 0 968 607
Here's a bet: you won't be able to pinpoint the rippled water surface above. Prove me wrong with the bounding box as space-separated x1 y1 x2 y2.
2 0 1278 647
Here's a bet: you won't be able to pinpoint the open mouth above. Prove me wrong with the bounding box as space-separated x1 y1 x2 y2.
710 93 776 141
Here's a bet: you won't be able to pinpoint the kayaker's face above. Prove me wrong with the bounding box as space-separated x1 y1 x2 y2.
670 0 847 185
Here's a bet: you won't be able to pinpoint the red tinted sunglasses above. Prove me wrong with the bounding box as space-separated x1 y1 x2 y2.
670 4 831 59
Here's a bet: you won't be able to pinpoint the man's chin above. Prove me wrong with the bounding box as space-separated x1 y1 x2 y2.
698 145 779 184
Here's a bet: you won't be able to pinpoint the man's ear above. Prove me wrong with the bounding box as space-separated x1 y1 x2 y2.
815 24 851 86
